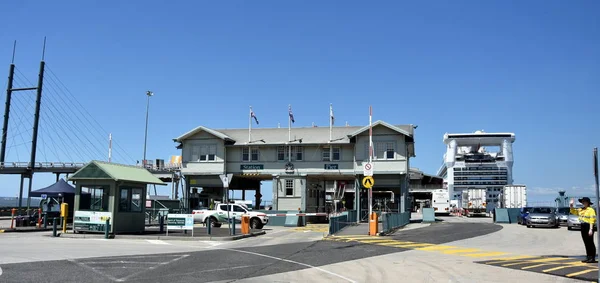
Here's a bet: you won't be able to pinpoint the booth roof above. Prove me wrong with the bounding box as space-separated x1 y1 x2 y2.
68 161 166 185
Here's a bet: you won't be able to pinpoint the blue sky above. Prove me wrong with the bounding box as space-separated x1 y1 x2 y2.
0 1 598 204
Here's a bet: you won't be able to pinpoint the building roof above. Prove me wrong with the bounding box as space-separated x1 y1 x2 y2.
173 120 415 145
68 161 166 185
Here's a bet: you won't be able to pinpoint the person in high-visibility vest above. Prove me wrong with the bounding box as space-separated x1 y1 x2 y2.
570 197 597 263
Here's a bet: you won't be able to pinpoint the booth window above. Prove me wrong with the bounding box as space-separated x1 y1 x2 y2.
285 179 294 196
119 187 143 212
82 186 109 211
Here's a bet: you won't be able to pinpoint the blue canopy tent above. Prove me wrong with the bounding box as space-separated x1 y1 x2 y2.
30 179 76 198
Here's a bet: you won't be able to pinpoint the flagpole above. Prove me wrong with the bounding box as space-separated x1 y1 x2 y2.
329 103 333 162
288 104 292 162
368 106 373 220
249 106 252 143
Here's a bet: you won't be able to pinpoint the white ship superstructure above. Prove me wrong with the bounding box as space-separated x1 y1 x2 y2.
437 130 515 212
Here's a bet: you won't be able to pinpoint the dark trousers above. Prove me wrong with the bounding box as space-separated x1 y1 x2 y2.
581 223 596 259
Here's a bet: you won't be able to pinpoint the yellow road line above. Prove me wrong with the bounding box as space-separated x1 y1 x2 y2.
543 263 589 272
391 243 434 248
358 239 397 244
522 262 567 270
416 245 457 251
484 256 538 264
566 269 598 277
441 248 480 254
377 241 415 246
0 230 4 233
463 252 509 258
502 258 568 267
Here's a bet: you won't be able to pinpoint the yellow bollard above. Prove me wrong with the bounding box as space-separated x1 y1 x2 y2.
241 215 250 235
10 208 16 229
369 212 378 236
61 203 68 233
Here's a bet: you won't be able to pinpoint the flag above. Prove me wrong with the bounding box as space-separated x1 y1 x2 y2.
289 105 295 123
330 104 334 126
251 108 259 125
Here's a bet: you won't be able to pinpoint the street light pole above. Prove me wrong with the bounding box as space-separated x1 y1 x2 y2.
143 91 153 166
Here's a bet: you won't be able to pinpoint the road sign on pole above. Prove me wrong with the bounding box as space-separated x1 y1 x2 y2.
362 176 374 189
219 173 233 189
363 162 373 176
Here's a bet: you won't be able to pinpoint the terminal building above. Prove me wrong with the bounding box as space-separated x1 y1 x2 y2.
437 130 516 210
173 121 416 221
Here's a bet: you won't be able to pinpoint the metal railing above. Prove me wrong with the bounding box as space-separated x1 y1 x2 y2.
0 162 86 169
381 212 410 234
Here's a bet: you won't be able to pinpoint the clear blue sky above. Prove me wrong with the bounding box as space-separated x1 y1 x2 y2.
0 1 598 204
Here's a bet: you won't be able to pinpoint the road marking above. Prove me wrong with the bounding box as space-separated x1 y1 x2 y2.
392 243 434 248
522 263 564 270
222 248 357 283
543 263 589 272
441 248 480 254
378 241 415 246
463 252 508 258
358 239 397 244
146 240 171 245
484 256 537 264
416 245 457 251
566 269 598 277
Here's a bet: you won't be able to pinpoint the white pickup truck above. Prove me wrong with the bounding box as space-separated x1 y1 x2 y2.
192 203 269 229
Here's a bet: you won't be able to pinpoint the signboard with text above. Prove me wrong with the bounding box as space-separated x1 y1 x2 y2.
166 214 194 230
73 211 113 233
240 164 264 170
324 164 339 170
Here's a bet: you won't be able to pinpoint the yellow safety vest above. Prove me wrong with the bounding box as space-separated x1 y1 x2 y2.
571 207 597 225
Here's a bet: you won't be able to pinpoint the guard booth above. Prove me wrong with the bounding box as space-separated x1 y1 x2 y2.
69 161 166 234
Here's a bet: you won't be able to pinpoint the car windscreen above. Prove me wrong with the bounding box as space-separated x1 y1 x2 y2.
557 207 570 214
532 207 554 214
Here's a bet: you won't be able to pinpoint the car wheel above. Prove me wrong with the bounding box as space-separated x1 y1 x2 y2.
250 218 262 229
209 217 221 227
568 227 572 230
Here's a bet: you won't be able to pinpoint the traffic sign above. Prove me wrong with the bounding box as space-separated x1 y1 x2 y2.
219 173 233 188
41 194 47 200
362 176 374 189
363 162 373 176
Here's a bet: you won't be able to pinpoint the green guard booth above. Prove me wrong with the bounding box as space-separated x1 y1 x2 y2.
69 161 166 234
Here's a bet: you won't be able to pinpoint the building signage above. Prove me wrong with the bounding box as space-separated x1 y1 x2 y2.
324 164 339 170
240 164 264 170
166 214 194 236
73 211 113 232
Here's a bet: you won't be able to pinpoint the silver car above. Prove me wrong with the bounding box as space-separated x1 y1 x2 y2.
557 207 570 226
567 214 581 230
525 207 560 228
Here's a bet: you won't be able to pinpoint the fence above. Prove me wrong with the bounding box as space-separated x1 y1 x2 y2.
381 212 411 234
328 210 358 235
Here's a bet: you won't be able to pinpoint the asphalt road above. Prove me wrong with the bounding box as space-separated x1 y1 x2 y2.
0 222 502 283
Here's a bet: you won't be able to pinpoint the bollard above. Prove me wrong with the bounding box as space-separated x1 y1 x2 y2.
10 208 16 229
241 215 250 235
104 218 110 239
207 217 212 235
159 215 164 233
369 212 378 236
43 213 48 229
231 216 236 236
37 208 42 228
52 217 58 237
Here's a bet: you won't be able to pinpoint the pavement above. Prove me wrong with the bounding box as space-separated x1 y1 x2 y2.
0 215 595 282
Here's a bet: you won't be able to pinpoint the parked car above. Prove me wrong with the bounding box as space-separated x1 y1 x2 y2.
517 207 533 225
567 205 598 231
557 207 570 226
525 207 560 228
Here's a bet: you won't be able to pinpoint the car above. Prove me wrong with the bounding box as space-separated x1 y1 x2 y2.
556 207 570 226
525 207 560 228
192 203 269 229
517 207 533 225
567 214 581 230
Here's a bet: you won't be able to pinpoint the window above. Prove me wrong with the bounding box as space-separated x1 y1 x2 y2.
191 144 217 162
118 187 143 212
322 146 341 161
81 186 109 211
374 142 395 159
278 146 303 161
243 147 260 162
294 146 303 161
285 179 294 196
219 204 228 211
233 205 247 213
277 146 286 161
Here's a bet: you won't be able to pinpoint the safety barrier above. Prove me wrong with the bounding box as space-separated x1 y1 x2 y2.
254 210 309 227
381 212 410 234
328 210 358 235
494 208 521 224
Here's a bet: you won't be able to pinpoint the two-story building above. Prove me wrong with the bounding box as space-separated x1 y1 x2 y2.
173 120 416 221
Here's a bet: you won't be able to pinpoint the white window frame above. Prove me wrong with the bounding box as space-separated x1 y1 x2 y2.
242 147 260 162
371 141 396 160
190 144 217 162
277 146 286 161
285 179 294 196
294 146 303 161
322 146 341 161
